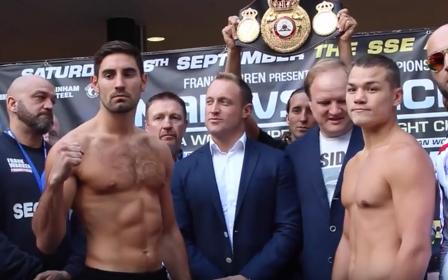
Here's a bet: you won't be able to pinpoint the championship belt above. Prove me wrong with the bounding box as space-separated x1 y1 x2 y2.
237 8 261 43
312 1 338 36
235 0 343 56
260 0 311 53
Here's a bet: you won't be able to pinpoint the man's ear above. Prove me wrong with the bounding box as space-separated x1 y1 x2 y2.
443 96 448 110
7 96 17 112
392 87 403 107
90 76 99 93
242 103 252 119
141 74 148 91
144 109 150 131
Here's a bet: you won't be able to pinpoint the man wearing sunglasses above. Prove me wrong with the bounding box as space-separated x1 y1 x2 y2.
429 24 448 280
427 24 448 98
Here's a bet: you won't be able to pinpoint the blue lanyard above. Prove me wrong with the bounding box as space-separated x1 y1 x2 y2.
5 129 47 193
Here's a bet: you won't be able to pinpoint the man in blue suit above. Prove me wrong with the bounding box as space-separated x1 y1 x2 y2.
172 72 300 280
286 59 364 280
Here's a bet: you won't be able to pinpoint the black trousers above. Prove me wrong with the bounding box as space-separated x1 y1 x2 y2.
75 266 169 280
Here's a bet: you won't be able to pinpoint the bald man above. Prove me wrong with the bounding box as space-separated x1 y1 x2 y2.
428 24 448 279
0 76 83 280
427 24 448 97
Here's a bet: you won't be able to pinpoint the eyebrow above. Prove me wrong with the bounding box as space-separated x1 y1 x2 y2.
32 90 52 96
348 81 380 86
429 47 448 55
122 67 138 72
101 67 138 73
32 90 56 101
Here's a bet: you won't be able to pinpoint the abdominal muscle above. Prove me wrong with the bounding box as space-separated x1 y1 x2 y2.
78 187 164 273
349 241 399 280
348 207 400 280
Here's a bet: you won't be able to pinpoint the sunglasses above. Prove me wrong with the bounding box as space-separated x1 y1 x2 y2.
427 48 448 73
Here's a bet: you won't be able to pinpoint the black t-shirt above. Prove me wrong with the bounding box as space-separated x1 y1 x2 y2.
0 132 81 279
0 132 46 256
257 129 288 150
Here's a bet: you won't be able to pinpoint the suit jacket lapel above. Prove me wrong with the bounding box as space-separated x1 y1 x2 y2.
199 145 227 226
235 139 259 220
307 127 331 211
333 126 364 201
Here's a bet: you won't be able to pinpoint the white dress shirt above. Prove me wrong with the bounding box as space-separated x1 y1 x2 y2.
210 133 246 249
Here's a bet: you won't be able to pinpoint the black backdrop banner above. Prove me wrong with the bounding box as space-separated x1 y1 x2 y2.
0 28 444 268
0 29 444 157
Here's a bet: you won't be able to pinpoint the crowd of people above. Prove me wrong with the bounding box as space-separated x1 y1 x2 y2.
0 6 447 280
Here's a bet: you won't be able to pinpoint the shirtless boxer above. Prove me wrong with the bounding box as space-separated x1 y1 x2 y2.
32 40 191 280
332 54 435 280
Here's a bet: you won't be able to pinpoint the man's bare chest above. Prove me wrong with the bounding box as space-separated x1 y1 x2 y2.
76 142 165 193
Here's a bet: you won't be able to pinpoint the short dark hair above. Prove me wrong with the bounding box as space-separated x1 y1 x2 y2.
286 87 306 112
146 91 187 123
214 72 253 105
93 40 144 76
304 59 348 99
352 54 401 88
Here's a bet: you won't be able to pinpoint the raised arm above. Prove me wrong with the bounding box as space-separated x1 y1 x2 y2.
223 16 241 76
158 144 191 280
336 9 357 69
388 145 435 280
32 141 82 254
223 15 263 141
